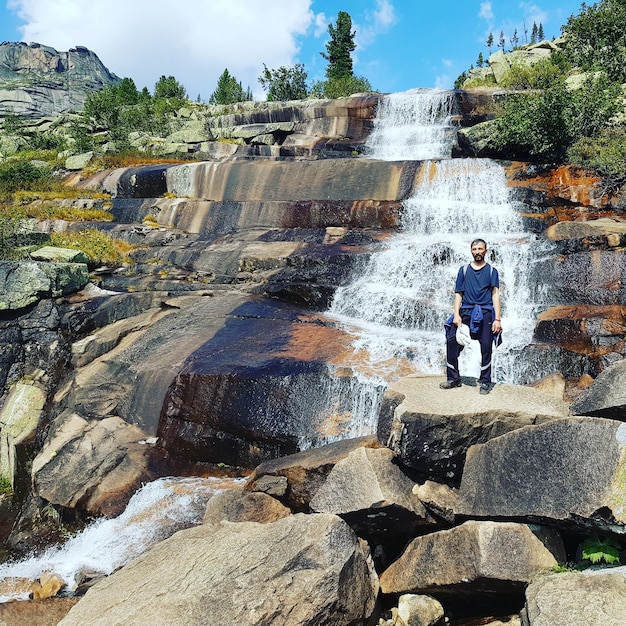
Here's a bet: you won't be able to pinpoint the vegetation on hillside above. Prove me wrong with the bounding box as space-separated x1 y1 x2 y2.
457 0 626 187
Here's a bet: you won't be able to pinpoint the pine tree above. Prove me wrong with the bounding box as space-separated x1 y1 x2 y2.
499 30 506 52
531 22 538 44
476 52 484 68
538 23 545 40
486 32 494 53
511 29 519 49
209 69 252 105
321 11 356 80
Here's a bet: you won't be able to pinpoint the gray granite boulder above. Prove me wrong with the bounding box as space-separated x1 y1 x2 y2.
202 488 291 526
31 411 165 517
0 261 89 310
58 513 379 626
379 520 564 595
457 417 626 532
310 447 435 537
522 567 626 626
246 435 382 511
30 246 90 264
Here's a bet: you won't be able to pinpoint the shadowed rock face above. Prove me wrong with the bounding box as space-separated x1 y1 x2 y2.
157 298 373 468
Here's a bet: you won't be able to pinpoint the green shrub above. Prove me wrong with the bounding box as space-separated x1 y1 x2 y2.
499 57 568 90
569 127 626 189
0 160 52 193
563 0 626 83
309 75 373 98
491 83 572 160
581 534 621 565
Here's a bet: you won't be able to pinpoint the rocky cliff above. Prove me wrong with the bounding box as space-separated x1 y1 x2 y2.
0 41 119 118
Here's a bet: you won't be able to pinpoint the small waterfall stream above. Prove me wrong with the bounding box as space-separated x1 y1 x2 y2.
318 89 546 439
0 476 244 602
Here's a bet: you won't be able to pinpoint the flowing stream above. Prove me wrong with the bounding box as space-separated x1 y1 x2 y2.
0 476 243 602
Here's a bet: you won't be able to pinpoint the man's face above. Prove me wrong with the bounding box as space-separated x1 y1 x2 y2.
471 242 487 263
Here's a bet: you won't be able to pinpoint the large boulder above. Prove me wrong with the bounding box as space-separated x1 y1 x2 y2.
202 488 291 525
0 382 45 488
31 411 166 517
310 447 435 538
522 567 626 626
457 417 626 532
571 358 626 419
58 513 379 626
0 261 89 310
379 520 564 596
378 376 568 485
246 435 382 511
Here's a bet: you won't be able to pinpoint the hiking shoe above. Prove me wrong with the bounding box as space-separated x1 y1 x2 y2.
479 383 491 395
439 380 462 389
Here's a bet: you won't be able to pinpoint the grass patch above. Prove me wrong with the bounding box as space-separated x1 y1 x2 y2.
83 150 193 174
50 229 136 267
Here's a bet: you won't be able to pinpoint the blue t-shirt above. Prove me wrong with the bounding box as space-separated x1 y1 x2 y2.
455 263 499 307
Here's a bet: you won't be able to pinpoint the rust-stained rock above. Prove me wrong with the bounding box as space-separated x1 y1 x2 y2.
534 305 626 355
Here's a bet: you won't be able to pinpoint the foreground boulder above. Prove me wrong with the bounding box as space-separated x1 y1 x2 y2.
522 567 626 626
379 521 564 596
310 446 435 538
59 513 379 626
246 435 382 511
457 417 626 532
378 376 568 484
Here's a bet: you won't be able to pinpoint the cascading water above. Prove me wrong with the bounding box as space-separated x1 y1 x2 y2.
328 89 544 401
0 476 244 602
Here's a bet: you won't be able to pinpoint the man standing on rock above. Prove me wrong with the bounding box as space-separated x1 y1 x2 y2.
440 239 502 395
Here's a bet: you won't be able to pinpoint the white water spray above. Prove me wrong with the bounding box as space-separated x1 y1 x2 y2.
0 476 243 602
330 89 542 385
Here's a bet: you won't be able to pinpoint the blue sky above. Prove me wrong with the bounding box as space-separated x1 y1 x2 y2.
0 0 584 100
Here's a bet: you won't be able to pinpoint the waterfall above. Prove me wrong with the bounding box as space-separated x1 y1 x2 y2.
328 89 543 399
0 476 244 602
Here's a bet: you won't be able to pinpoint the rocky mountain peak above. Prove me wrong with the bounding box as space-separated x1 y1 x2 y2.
0 41 119 118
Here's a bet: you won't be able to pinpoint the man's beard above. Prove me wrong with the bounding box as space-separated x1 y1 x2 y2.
473 253 484 262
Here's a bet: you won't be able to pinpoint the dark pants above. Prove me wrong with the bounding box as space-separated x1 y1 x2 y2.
445 309 494 385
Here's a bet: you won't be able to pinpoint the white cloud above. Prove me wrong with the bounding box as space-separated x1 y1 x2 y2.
434 73 452 90
355 0 397 50
313 11 327 37
479 2 494 22
9 0 314 100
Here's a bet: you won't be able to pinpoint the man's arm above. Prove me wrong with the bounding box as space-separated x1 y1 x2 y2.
491 286 501 333
453 292 463 327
